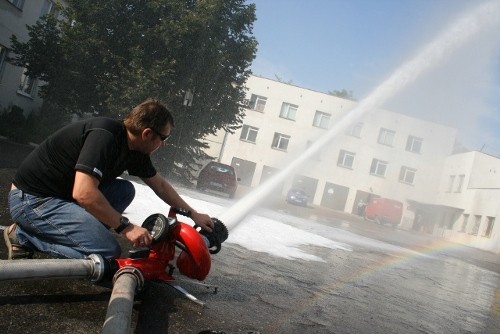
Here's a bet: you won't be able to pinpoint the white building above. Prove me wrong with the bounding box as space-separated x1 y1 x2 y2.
204 75 499 254
431 151 500 253
0 0 59 116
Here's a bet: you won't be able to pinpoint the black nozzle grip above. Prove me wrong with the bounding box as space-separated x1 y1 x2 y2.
172 207 192 217
128 247 150 259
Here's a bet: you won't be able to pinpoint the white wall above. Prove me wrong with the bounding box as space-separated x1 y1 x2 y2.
207 75 457 211
436 151 500 253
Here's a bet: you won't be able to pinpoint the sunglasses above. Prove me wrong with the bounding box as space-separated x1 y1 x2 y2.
151 128 170 142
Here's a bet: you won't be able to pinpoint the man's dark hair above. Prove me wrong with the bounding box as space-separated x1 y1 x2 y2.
123 99 175 135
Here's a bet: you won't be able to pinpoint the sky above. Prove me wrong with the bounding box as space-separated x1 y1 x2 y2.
247 0 500 156
126 181 427 262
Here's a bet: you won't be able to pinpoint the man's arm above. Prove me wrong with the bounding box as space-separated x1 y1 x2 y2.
142 173 214 232
73 171 152 247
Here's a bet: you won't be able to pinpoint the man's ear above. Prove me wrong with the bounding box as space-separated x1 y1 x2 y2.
142 128 153 140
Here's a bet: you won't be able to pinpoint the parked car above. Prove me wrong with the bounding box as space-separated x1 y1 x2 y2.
286 188 309 207
196 161 239 198
363 197 403 227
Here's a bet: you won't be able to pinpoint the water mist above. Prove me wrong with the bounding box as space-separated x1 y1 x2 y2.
221 1 500 230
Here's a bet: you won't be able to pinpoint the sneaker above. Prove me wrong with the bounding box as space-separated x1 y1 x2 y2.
3 224 34 260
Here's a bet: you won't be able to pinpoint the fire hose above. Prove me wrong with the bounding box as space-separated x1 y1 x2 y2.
102 266 144 334
0 253 107 282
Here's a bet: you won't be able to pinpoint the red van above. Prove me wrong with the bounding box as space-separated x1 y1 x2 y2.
363 198 403 227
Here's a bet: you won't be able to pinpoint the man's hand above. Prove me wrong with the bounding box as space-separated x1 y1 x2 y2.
123 224 153 248
192 212 214 232
142 175 215 233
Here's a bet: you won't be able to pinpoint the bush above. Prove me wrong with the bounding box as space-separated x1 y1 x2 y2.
0 103 69 144
0 105 27 143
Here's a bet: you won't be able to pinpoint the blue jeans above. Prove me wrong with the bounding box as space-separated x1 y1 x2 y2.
8 179 135 259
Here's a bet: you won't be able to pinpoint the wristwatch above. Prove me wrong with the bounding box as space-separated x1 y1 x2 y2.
115 216 131 234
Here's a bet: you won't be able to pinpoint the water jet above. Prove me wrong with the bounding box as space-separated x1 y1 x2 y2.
220 0 500 230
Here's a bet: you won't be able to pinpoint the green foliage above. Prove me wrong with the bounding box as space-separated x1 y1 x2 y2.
0 103 69 144
0 106 26 143
8 15 62 84
274 75 293 85
328 89 356 100
8 0 257 183
25 102 71 143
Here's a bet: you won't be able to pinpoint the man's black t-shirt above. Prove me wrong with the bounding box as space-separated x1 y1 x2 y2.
13 117 156 199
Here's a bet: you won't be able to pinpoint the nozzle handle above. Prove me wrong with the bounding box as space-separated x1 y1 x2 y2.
172 207 192 217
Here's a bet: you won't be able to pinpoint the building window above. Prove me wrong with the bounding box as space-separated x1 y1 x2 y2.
40 0 59 18
240 124 258 143
7 0 25 10
313 111 330 129
370 159 387 177
406 136 423 154
248 94 267 112
399 166 416 185
347 122 363 138
459 214 469 232
279 102 298 121
377 128 395 146
455 174 465 193
0 45 7 83
271 132 290 151
470 215 481 236
18 68 38 97
483 217 495 238
337 150 355 168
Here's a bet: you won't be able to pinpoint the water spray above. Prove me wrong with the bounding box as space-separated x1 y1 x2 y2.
220 1 500 230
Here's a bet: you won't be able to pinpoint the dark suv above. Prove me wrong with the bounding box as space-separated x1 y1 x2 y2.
196 162 239 198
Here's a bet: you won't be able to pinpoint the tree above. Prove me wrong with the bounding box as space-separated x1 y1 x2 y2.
8 0 257 183
328 89 356 100
274 74 293 85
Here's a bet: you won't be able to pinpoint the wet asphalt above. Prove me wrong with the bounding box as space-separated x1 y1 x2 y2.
0 138 499 334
